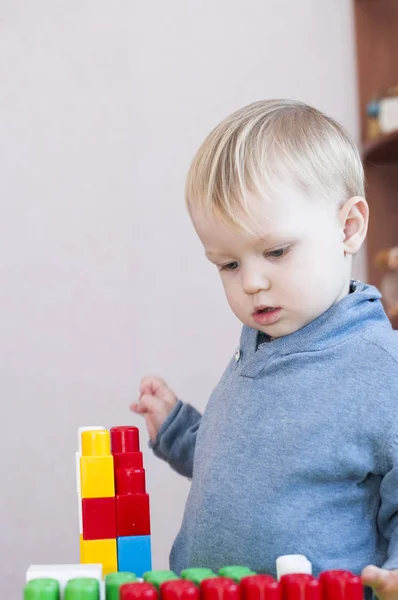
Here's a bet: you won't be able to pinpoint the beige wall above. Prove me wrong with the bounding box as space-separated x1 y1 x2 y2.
0 1 365 597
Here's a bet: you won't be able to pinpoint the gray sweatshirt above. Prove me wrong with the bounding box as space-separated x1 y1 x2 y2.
151 281 398 581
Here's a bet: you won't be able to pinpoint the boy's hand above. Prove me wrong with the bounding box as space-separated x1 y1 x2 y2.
362 565 398 600
130 376 177 442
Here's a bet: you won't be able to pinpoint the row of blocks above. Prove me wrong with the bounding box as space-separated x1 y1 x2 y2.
25 564 364 600
77 426 152 575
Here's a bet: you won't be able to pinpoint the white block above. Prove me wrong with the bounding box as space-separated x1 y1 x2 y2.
26 564 103 590
76 451 82 495
78 495 83 535
100 580 105 600
276 554 312 580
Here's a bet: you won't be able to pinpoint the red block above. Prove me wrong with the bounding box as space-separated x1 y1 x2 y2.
120 582 157 600
116 467 146 495
111 426 140 453
113 451 143 471
201 578 240 600
81 497 116 540
161 580 199 600
319 571 363 600
280 575 320 600
116 493 151 536
241 575 280 600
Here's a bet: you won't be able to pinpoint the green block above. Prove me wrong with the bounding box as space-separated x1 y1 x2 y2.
105 572 137 600
180 568 217 585
143 570 179 588
64 578 100 600
218 566 256 582
24 579 60 600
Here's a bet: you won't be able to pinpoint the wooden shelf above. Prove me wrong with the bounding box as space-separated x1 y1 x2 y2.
362 130 398 164
353 0 398 328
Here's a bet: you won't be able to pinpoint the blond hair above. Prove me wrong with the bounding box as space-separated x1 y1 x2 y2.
185 99 364 233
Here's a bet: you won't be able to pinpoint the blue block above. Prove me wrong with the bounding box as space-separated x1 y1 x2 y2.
117 535 152 576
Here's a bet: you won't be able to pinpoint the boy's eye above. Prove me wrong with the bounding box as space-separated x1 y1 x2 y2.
221 261 239 271
265 246 290 259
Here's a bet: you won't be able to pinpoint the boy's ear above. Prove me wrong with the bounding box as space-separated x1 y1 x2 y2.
339 196 369 255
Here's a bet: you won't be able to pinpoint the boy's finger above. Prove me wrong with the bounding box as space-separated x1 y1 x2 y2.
140 375 167 388
140 376 168 396
130 402 146 415
138 393 165 413
361 566 390 590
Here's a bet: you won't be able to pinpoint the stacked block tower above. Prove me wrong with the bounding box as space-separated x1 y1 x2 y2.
77 425 152 577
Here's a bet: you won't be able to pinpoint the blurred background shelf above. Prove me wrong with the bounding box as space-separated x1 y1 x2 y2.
353 0 398 326
362 130 398 164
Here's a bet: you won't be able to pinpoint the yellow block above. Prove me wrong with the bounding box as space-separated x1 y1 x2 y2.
80 536 118 576
79 534 84 562
81 429 111 457
80 455 115 498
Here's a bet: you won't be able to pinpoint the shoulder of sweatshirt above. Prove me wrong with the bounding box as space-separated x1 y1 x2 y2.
358 322 398 368
349 324 398 418
344 325 398 450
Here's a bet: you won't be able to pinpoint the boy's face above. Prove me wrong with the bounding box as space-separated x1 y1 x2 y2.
191 183 351 338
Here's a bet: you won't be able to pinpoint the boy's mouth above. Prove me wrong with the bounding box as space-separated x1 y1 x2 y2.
252 305 282 325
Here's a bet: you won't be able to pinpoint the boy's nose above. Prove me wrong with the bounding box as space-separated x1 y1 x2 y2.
241 269 271 294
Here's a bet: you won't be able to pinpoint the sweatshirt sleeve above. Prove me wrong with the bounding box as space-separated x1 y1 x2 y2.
378 430 398 570
148 400 202 479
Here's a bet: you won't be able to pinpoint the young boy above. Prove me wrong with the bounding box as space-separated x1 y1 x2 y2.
131 100 398 600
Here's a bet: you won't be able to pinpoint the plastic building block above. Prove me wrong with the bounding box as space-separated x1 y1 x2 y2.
80 456 115 498
143 570 179 589
78 427 106 453
111 426 143 477
319 570 363 600
115 468 146 495
117 535 152 577
24 578 60 600
181 568 217 585
120 582 158 600
111 426 143 474
240 575 280 600
111 427 140 453
76 453 83 496
80 538 118 576
105 572 138 600
26 565 103 592
81 430 112 456
64 578 100 600
113 451 144 471
80 430 115 499
276 556 312 580
280 574 320 600
218 566 256 582
82 497 117 540
116 493 150 536
76 428 105 494
78 495 83 535
201 578 239 600
161 580 200 600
